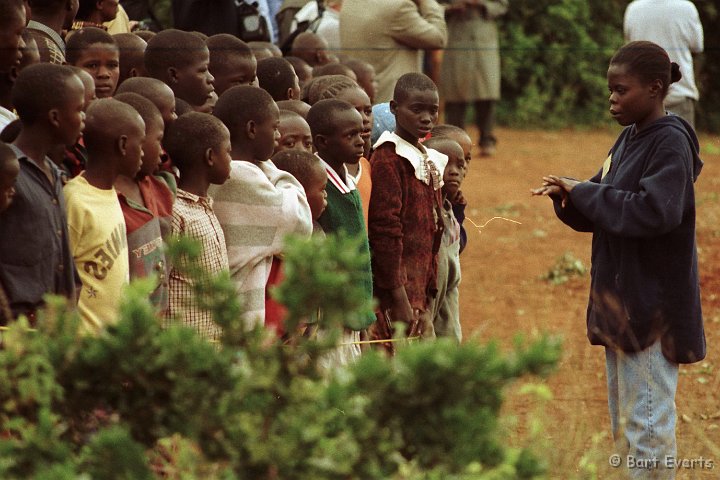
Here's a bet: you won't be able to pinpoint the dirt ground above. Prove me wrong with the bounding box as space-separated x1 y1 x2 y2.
458 127 720 479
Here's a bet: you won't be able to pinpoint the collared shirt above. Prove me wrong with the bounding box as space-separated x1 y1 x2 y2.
165 188 228 341
373 131 448 190
0 145 76 317
26 20 66 64
319 157 356 193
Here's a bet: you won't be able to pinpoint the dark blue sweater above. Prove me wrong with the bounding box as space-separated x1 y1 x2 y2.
554 115 705 364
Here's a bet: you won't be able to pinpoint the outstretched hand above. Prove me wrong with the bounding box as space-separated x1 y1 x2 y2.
531 175 581 208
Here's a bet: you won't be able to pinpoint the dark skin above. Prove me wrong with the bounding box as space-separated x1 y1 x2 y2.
388 87 440 326
230 103 280 165
532 63 666 204
84 114 145 190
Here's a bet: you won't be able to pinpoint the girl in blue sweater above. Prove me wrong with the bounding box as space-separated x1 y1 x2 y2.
533 41 704 479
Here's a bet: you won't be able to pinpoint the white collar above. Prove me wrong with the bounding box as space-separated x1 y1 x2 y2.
373 131 448 189
318 156 356 194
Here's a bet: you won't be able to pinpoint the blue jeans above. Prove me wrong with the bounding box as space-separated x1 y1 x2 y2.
606 341 679 479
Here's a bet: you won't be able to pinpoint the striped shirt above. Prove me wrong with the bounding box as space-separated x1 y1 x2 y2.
165 189 228 341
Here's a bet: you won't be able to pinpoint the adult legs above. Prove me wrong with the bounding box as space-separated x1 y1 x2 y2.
475 99 497 156
605 341 679 479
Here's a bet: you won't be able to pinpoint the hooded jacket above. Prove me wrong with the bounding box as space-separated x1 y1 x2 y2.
554 114 705 363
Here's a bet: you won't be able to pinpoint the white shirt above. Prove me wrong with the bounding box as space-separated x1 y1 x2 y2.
624 0 704 102
373 131 448 190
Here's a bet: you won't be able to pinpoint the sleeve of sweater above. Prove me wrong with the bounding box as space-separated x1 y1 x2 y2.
569 136 693 238
368 149 406 290
551 171 599 233
390 0 447 50
211 161 313 276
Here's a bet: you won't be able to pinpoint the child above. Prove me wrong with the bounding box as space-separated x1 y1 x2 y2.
113 32 147 87
290 32 330 67
423 136 465 342
64 98 145 335
307 98 375 360
144 29 215 110
163 112 232 341
532 41 705 476
256 57 302 102
115 77 178 139
0 0 25 72
206 34 257 96
342 57 378 104
275 109 313 155
211 85 313 327
0 142 20 324
114 92 175 313
431 123 473 253
369 72 447 344
66 27 120 99
266 149 328 336
317 76 374 228
60 66 97 180
0 63 84 322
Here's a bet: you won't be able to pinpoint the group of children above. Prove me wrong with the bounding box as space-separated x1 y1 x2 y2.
0 8 470 362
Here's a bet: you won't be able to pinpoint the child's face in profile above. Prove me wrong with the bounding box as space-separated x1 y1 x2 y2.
446 131 472 169
0 156 20 213
322 108 365 166
173 49 215 107
74 70 97 111
305 163 328 220
155 85 177 136
73 42 120 99
336 87 373 154
138 116 164 177
212 56 257 96
252 103 281 162
120 114 146 178
209 125 233 185
276 115 312 155
441 145 467 199
57 75 87 146
392 88 439 145
0 3 25 72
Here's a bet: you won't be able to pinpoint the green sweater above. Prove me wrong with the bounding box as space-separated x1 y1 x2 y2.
318 181 375 330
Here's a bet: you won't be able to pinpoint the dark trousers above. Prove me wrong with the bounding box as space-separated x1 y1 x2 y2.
445 100 497 148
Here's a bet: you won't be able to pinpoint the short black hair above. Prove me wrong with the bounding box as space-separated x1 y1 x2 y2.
114 92 162 129
0 119 21 143
312 63 355 80
610 41 681 97
66 27 118 65
164 112 227 172
393 72 437 104
256 57 297 101
431 124 468 139
317 76 361 101
276 99 311 118
207 33 253 72
134 30 156 42
271 149 321 188
304 74 348 105
113 33 146 85
83 98 145 155
0 141 17 170
423 137 463 158
174 97 194 116
213 85 275 139
285 56 311 81
306 98 355 137
115 76 173 109
0 0 23 27
11 63 80 125
145 29 208 80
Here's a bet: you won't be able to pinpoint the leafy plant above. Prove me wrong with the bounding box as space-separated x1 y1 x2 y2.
543 252 587 285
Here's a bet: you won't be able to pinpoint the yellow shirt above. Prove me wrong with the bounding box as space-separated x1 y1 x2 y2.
64 175 129 334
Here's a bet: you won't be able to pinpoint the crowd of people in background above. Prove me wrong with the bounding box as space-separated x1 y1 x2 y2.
0 1 708 479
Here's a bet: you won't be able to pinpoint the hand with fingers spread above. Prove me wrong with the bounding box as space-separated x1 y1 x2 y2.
531 175 581 207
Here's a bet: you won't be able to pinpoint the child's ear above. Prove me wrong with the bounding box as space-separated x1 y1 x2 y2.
649 79 663 98
314 133 328 150
204 147 214 167
286 87 296 100
117 135 128 155
245 120 256 139
48 108 61 129
389 100 397 115
168 67 179 84
129 67 139 78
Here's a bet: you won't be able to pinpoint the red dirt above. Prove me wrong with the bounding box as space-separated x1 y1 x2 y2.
459 127 720 478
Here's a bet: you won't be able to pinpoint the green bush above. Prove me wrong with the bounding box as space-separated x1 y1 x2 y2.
0 233 562 478
498 0 720 132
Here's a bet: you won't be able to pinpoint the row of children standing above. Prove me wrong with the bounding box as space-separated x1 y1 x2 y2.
0 2 471 365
